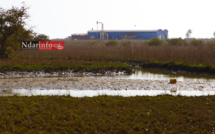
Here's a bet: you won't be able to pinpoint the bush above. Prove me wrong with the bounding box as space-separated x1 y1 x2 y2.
105 40 118 46
167 38 187 46
120 41 131 46
147 38 164 46
142 41 148 46
191 39 203 46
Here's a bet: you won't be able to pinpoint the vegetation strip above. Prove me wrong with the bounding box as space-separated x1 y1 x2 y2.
133 62 215 75
0 95 215 133
0 62 132 74
1 60 215 75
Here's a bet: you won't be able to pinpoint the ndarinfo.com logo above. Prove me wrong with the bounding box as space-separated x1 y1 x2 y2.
21 41 64 50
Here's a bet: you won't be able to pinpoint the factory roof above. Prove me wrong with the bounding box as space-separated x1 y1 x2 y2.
72 33 88 35
88 29 167 33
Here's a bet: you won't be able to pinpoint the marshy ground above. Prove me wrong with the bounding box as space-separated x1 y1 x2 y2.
0 95 215 133
1 40 215 133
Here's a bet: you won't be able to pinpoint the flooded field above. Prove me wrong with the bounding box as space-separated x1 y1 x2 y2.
1 68 215 97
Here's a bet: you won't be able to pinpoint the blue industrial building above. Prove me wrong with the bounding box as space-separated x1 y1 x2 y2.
87 29 168 40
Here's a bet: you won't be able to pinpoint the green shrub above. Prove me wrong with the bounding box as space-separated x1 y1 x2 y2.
191 39 203 46
141 41 148 46
105 40 118 46
147 38 164 46
167 38 187 46
120 41 131 46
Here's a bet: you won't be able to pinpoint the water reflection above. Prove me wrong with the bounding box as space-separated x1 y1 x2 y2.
108 68 215 82
0 89 215 97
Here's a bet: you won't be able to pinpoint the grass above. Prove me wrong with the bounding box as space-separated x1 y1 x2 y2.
0 60 131 73
16 40 215 65
0 95 215 133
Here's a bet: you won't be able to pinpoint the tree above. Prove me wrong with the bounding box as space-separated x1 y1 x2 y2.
214 31 215 38
186 29 192 38
147 38 164 46
190 39 203 46
0 4 34 58
34 34 50 41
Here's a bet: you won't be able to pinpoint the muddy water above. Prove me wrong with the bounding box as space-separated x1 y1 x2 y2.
1 68 215 82
0 68 215 97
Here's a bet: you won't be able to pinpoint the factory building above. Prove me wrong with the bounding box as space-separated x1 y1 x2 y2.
87 29 168 40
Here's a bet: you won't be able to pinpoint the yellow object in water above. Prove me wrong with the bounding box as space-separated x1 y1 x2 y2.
170 79 177 84
170 89 177 92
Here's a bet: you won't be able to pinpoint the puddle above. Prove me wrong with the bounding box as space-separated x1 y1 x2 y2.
106 68 215 82
0 89 215 97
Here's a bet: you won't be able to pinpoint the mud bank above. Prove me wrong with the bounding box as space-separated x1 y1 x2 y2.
0 77 215 91
0 71 128 78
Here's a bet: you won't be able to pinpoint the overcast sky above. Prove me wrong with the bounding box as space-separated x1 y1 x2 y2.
1 0 215 39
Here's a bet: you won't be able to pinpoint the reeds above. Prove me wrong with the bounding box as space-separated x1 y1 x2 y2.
13 40 215 66
1 40 215 68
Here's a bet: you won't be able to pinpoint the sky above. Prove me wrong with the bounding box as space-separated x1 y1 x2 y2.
1 0 215 39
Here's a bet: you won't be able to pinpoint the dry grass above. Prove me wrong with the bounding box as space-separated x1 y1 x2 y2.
13 40 215 67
